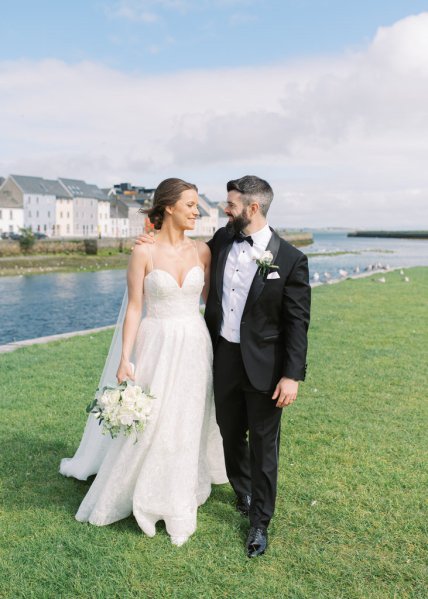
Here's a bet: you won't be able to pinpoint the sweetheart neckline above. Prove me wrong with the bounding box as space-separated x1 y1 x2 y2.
145 265 204 290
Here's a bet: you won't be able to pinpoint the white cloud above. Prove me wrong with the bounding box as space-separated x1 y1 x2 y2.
1 12 428 227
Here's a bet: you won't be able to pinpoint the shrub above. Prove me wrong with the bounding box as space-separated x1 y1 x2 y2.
18 228 36 254
84 239 98 255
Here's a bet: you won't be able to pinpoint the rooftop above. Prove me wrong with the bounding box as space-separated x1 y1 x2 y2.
59 178 109 201
11 175 73 198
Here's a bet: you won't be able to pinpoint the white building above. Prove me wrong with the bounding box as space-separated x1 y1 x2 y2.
127 201 147 238
0 175 68 236
0 179 24 234
58 178 110 238
109 197 130 238
55 192 74 237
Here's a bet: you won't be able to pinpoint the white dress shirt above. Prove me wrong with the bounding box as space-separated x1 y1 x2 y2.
220 223 272 343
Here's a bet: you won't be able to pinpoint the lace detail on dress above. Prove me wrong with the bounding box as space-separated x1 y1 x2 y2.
73 265 227 545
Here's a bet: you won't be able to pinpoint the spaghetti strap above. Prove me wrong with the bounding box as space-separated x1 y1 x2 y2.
193 240 202 268
147 244 155 273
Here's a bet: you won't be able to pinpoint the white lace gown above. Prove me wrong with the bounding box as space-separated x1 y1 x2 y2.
71 265 227 545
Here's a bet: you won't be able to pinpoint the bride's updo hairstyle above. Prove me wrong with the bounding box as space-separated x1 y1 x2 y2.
144 178 198 230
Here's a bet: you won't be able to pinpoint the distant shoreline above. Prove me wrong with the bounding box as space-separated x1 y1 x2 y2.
348 231 428 240
0 232 314 277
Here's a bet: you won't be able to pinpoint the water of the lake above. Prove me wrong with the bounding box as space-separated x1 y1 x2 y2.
1 230 427 345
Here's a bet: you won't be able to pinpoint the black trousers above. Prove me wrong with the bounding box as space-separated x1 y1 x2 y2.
213 336 283 529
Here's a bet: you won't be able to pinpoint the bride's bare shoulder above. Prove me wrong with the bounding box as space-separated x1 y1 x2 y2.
195 240 211 257
129 243 151 265
195 240 211 268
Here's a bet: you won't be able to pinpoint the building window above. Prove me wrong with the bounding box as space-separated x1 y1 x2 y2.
36 197 39 204
91 225 94 232
67 212 70 218
44 224 47 232
105 224 107 233
10 210 13 220
0 209 2 218
36 211 39 218
29 210 32 217
48 211 50 218
60 212 63 218
37 225 40 232
66 224 70 233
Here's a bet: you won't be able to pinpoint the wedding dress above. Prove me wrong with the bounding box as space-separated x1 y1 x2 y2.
60 245 227 545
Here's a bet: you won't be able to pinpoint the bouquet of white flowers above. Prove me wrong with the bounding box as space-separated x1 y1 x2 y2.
86 381 154 442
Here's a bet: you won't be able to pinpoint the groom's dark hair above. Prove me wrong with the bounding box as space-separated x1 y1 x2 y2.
227 175 274 216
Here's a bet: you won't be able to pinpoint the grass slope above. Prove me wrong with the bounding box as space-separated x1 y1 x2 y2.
0 268 427 598
0 251 130 277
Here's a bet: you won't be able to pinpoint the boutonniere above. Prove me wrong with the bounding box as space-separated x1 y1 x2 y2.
254 250 279 279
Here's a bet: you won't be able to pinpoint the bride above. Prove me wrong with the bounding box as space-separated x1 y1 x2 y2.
59 177 227 546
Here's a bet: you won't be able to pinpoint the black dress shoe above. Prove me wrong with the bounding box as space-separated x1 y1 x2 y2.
246 527 268 558
235 494 251 517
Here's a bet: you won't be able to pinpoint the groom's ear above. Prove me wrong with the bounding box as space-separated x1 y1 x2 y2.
249 201 261 216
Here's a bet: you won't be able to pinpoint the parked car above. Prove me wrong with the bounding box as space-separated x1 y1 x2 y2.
34 232 48 239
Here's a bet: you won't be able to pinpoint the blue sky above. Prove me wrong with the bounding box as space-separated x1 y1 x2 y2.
1 1 428 227
2 0 427 73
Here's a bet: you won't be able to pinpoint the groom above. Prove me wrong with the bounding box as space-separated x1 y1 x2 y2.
204 176 310 557
137 175 311 557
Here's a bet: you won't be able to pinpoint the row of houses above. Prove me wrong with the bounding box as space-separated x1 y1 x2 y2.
0 175 226 239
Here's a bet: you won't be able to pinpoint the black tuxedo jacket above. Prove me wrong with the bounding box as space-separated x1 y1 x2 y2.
205 227 311 391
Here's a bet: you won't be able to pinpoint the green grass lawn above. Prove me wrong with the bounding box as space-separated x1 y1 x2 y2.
1 268 427 598
0 251 130 277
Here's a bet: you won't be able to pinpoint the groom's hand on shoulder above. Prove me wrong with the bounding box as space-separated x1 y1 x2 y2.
272 377 299 408
133 231 156 249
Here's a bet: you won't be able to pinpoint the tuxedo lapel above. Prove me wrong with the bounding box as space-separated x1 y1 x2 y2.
242 229 281 316
215 234 234 302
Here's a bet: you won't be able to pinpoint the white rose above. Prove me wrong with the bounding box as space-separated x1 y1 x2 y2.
118 409 134 427
260 250 273 264
122 385 143 404
134 393 150 411
102 404 116 422
99 388 121 409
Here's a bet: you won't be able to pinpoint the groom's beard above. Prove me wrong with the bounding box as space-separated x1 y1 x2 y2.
225 208 251 236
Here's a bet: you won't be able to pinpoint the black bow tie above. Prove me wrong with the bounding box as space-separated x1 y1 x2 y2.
234 234 254 246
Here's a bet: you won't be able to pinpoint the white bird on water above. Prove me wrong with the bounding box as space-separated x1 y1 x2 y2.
312 272 320 282
354 266 360 274
339 269 348 278
324 271 331 280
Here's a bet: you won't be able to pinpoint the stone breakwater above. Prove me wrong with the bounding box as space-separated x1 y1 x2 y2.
280 231 313 247
348 231 428 240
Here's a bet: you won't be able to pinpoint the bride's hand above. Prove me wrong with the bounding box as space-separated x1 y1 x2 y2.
134 231 155 246
116 360 135 383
